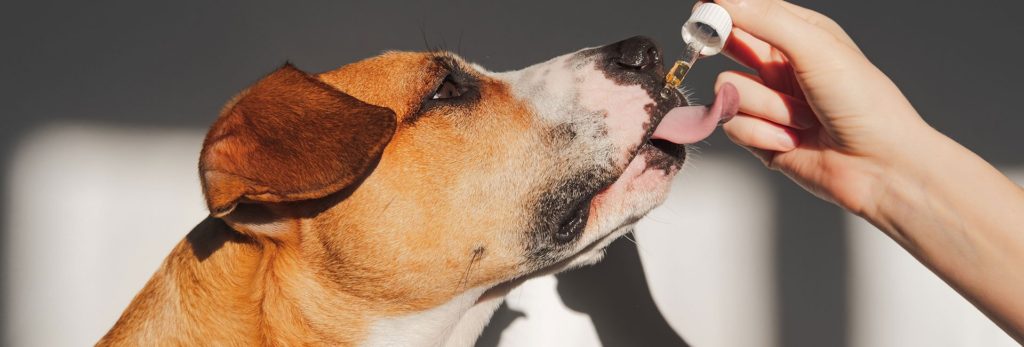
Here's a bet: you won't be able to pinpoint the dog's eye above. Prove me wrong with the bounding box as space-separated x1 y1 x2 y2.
431 77 467 100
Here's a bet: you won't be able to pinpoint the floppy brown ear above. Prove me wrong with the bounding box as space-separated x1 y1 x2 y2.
199 63 396 217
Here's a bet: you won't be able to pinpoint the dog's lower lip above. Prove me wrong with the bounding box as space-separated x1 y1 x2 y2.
648 138 686 160
636 86 687 161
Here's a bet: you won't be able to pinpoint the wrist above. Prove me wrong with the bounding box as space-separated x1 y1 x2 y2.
853 121 1024 339
858 122 947 235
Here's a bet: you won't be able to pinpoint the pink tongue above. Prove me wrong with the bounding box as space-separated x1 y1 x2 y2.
652 83 740 144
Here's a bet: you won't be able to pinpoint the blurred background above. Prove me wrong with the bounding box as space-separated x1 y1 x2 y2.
2 0 1023 346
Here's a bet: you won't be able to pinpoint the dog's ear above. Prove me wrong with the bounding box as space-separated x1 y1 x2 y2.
199 63 396 217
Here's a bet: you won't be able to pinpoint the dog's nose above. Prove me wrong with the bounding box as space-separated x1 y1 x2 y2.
612 36 661 70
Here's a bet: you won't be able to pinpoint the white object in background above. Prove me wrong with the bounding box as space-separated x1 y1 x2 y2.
492 155 777 347
6 124 207 346
498 275 602 347
846 168 1024 347
636 155 778 347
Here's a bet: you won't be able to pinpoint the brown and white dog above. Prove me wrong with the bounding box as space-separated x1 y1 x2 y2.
99 36 735 346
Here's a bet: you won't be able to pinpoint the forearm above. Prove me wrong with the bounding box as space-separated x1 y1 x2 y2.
865 126 1024 342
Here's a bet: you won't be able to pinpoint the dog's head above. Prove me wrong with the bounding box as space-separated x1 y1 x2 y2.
200 36 692 312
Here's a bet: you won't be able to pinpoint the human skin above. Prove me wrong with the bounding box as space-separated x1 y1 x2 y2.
697 0 1024 342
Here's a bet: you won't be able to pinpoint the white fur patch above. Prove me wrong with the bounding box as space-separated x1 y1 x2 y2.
361 287 486 347
488 50 655 169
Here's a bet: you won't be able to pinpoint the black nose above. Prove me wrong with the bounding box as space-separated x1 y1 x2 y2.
612 36 661 70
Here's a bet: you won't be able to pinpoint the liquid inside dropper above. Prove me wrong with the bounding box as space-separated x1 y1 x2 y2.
665 22 720 89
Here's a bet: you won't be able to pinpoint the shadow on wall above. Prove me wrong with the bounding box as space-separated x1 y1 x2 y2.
478 238 688 346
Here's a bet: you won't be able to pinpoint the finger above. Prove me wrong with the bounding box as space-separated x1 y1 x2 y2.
722 4 861 69
722 27 777 72
716 70 818 129
721 28 802 97
714 0 854 72
715 1 861 68
777 1 862 53
722 113 800 152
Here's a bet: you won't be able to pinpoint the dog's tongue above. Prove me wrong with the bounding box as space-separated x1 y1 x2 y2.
652 83 739 144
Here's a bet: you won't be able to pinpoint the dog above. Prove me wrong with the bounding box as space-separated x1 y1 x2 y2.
98 36 735 346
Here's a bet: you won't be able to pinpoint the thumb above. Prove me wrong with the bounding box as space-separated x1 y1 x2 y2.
714 0 852 72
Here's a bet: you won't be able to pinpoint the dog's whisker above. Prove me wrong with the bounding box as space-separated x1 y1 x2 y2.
458 246 485 291
642 215 672 225
623 233 639 245
377 197 397 219
420 23 432 52
665 205 688 217
456 29 464 56
623 232 651 260
644 209 688 229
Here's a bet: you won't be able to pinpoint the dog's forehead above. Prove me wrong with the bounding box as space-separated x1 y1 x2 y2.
317 51 537 131
317 51 441 118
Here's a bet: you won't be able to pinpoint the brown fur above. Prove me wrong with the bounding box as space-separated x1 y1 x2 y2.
101 52 549 345
200 64 396 217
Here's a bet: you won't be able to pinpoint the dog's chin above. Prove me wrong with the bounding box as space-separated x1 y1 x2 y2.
518 139 684 282
578 88 688 238
523 78 690 280
552 139 686 274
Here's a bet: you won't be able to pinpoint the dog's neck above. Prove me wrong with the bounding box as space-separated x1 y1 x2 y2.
99 218 501 346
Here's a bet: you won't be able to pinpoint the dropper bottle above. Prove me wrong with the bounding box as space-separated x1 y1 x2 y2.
665 3 733 89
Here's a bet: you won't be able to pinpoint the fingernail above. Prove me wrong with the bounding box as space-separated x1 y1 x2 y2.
716 82 740 125
718 112 735 125
776 131 797 149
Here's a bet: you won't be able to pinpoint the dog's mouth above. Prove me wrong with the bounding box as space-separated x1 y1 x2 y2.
642 85 691 167
551 86 690 245
538 44 740 258
646 138 687 161
550 102 684 245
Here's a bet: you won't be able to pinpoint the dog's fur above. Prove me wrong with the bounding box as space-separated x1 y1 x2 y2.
99 36 690 346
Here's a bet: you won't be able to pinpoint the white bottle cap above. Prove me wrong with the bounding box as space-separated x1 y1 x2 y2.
682 3 733 56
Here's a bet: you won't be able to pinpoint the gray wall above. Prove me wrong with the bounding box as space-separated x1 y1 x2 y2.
2 0 1022 345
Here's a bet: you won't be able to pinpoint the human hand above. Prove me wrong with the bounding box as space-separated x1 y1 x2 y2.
710 0 938 215
694 1 1024 340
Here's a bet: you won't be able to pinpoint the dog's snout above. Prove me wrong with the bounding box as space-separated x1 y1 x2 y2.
612 36 661 70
